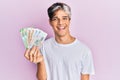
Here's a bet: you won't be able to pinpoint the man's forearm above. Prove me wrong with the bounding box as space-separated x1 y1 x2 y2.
36 60 47 80
81 74 89 80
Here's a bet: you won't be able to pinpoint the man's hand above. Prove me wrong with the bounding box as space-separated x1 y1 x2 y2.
24 46 43 64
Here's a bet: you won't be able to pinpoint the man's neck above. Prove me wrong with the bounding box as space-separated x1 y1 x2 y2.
55 34 75 44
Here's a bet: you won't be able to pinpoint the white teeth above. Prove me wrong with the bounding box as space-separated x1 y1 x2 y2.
58 26 65 30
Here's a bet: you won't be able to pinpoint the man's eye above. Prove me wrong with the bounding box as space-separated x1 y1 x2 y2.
52 18 57 21
63 17 68 20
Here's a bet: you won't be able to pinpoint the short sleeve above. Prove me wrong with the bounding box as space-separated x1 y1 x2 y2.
81 49 95 75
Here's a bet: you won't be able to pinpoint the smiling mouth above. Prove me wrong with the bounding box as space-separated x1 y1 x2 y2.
57 26 65 30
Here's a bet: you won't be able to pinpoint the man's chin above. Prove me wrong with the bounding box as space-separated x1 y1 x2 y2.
56 33 66 37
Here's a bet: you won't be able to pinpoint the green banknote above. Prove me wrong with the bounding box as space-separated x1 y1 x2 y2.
20 27 47 49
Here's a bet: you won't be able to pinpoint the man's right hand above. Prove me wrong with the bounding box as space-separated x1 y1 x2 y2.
24 46 43 64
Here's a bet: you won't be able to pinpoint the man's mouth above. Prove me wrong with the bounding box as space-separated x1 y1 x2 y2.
57 26 65 30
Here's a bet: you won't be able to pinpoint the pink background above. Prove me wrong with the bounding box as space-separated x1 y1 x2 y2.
0 0 120 80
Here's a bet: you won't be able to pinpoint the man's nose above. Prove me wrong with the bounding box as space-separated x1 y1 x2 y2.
58 19 63 25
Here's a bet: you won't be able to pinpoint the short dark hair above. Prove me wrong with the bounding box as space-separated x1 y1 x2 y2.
47 2 71 20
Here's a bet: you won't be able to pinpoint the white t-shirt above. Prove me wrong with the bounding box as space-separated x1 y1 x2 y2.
40 38 95 80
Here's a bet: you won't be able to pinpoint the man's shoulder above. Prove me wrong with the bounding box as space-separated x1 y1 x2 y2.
43 37 54 45
45 37 54 42
76 39 91 52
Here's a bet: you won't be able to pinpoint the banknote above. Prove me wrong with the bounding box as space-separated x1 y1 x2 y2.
20 27 47 49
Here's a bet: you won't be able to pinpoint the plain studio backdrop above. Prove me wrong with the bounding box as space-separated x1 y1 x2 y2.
0 0 120 80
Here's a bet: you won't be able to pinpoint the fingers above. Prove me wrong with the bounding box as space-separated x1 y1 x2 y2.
33 47 43 63
33 48 38 63
24 49 30 60
29 46 36 62
24 46 43 64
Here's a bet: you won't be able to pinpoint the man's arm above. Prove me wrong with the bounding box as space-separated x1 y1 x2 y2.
24 46 47 80
81 74 89 80
37 60 47 80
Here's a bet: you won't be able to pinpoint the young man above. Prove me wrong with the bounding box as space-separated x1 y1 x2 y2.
24 2 95 80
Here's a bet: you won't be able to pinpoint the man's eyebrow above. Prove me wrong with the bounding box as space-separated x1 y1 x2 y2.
52 16 58 18
62 16 69 17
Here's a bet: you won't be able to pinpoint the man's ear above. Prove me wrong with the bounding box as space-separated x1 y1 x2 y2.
69 18 71 21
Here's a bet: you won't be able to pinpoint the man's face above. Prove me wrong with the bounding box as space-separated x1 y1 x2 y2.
49 10 70 37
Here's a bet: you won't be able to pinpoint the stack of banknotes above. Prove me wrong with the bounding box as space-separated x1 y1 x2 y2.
20 27 47 49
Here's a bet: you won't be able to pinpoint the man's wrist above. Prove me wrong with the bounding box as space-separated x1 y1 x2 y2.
37 59 44 65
